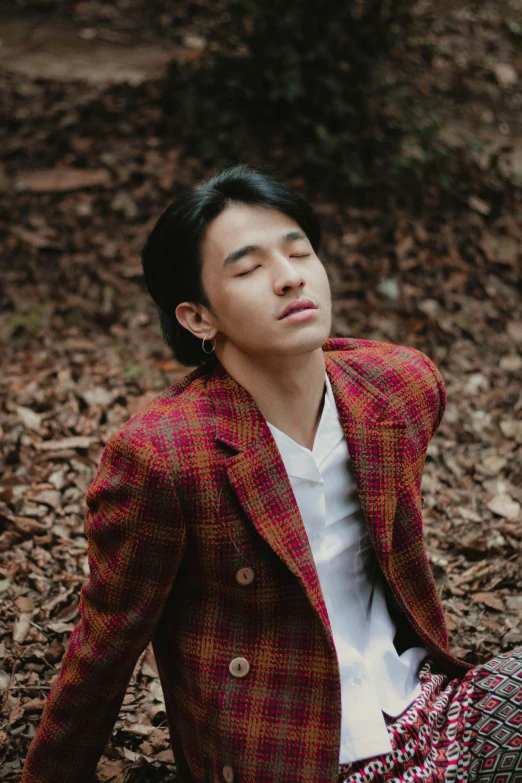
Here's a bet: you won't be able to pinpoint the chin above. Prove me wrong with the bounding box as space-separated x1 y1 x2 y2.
281 332 329 355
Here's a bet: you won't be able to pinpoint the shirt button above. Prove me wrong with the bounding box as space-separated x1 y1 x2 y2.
353 675 362 685
223 765 235 782
236 567 255 585
229 657 250 678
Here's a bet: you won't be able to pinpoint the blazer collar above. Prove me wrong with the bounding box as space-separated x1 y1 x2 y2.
209 338 405 450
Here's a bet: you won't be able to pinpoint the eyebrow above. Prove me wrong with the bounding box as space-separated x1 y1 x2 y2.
221 230 307 269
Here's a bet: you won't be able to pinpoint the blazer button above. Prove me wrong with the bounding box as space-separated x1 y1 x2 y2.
236 567 255 585
222 765 235 782
229 657 250 678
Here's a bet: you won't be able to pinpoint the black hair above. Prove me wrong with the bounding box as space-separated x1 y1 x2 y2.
141 163 322 368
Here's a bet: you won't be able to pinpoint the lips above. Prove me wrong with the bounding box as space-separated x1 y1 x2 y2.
278 298 317 319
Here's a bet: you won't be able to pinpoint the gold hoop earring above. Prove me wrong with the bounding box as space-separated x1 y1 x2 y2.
202 333 216 354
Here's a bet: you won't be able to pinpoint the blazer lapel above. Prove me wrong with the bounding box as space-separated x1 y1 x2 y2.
325 349 407 563
207 342 407 644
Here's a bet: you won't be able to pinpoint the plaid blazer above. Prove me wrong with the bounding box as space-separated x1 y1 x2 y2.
21 337 472 783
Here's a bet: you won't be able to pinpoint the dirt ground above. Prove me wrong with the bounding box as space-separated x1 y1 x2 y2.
0 2 521 780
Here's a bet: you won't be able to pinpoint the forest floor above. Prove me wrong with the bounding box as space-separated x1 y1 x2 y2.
0 1 521 781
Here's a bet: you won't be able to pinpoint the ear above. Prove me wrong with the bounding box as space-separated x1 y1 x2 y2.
175 302 216 340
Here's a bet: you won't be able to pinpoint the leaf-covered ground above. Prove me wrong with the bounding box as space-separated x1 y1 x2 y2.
0 2 521 780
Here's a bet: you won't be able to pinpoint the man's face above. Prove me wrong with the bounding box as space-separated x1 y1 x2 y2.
197 203 332 360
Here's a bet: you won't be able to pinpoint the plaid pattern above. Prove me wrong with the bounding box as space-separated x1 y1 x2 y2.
22 338 472 783
336 648 522 783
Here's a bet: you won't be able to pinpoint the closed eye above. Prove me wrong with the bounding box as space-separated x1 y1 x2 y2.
237 265 260 277
236 254 310 277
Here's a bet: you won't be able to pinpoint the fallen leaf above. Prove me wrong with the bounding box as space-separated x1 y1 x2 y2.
471 592 505 611
141 644 158 678
499 420 522 442
14 596 34 613
21 697 46 714
477 454 507 477
13 613 32 643
37 436 98 451
503 628 522 645
16 406 43 430
486 494 521 521
123 722 156 737
468 195 491 215
10 227 62 250
46 621 76 633
16 167 111 192
155 748 175 762
494 63 518 87
0 670 12 692
499 355 522 372
54 597 79 622
507 321 522 345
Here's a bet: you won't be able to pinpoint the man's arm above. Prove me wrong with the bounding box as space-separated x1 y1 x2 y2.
21 427 187 783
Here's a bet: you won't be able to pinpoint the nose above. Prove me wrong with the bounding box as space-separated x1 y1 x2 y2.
273 255 305 294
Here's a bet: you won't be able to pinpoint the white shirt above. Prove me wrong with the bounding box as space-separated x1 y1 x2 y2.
266 372 429 764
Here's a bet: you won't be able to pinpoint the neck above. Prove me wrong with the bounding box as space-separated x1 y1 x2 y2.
217 346 327 450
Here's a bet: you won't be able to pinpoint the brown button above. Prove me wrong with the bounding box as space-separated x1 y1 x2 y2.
236 567 255 585
229 657 250 678
222 765 234 782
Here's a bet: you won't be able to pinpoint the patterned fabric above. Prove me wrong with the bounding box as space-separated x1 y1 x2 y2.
336 648 522 783
21 338 473 783
267 369 430 762
469 647 522 780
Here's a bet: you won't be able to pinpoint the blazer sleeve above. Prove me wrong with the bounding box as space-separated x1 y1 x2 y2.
21 427 187 783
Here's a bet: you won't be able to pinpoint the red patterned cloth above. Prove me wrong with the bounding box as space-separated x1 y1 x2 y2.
21 338 474 783
337 648 522 783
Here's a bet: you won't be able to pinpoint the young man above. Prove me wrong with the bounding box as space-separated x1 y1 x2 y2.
22 165 521 783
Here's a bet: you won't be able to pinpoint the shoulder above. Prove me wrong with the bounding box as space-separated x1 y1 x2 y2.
323 337 446 438
323 336 442 383
103 364 215 466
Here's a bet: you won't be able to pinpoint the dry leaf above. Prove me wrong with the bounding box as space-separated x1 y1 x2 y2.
499 420 522 442
141 645 158 678
507 321 522 345
14 596 34 613
37 436 98 451
155 748 175 762
494 63 518 87
0 670 12 692
468 195 491 215
486 494 521 521
13 613 32 643
16 406 43 430
21 697 46 714
477 454 507 476
471 592 505 611
16 167 111 192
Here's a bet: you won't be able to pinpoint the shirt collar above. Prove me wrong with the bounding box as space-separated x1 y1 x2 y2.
266 372 345 481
